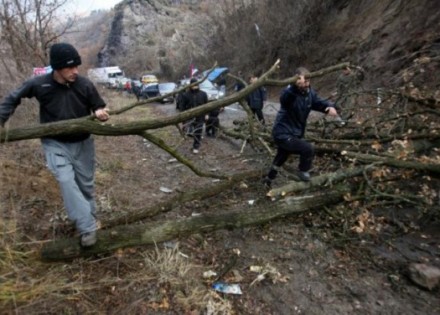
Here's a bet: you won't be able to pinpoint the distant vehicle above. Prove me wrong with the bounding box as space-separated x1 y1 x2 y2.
141 74 159 84
87 66 125 88
33 66 52 76
139 83 160 99
202 67 229 85
158 82 177 103
175 78 225 110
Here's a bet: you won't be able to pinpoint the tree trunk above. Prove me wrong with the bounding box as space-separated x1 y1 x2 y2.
102 170 263 228
41 187 348 261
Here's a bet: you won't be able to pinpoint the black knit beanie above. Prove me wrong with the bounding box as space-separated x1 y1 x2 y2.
50 43 82 70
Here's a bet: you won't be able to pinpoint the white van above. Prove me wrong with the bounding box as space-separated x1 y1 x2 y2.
87 66 125 88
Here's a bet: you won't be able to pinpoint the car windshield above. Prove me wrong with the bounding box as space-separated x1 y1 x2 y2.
142 84 159 91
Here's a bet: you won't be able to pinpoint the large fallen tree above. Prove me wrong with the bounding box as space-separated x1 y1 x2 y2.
1 59 439 261
41 186 348 261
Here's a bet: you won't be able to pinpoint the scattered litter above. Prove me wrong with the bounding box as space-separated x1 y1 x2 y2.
249 264 289 286
203 270 218 278
250 265 263 273
240 182 248 189
168 158 177 163
212 282 242 295
159 186 173 193
248 200 255 206
178 252 189 258
212 179 221 183
191 212 202 217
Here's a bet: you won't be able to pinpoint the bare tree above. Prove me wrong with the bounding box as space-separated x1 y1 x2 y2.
0 0 75 72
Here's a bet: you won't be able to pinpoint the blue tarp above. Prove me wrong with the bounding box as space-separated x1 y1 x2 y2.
204 67 229 82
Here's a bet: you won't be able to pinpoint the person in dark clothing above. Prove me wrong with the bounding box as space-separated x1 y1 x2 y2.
263 67 339 187
205 108 220 137
234 71 245 92
181 78 208 153
0 43 109 247
246 74 267 124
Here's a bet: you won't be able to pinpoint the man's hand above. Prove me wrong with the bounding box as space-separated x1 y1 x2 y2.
325 107 338 116
95 108 109 122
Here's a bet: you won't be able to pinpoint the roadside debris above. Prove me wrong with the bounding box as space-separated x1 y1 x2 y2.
212 282 243 295
159 186 173 193
249 264 289 286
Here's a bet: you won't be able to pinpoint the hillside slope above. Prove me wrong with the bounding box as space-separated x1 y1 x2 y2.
93 0 439 88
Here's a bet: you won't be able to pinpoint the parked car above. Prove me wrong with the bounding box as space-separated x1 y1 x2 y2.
158 82 177 103
139 83 160 99
175 78 225 110
141 74 159 84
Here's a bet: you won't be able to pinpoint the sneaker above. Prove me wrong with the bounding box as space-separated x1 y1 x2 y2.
80 231 97 247
192 149 199 154
297 171 311 182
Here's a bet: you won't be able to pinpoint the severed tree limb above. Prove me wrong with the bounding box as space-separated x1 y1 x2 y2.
1 60 350 144
0 60 280 143
40 187 348 261
257 136 274 156
267 165 374 199
342 151 440 175
238 99 257 143
113 64 219 115
265 62 350 86
139 131 229 179
102 169 263 228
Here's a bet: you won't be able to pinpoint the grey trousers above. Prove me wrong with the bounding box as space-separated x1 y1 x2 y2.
42 137 97 234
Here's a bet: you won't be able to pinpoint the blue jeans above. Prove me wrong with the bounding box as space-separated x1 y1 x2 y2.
42 137 97 234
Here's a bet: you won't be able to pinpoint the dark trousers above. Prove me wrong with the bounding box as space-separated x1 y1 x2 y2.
192 120 204 149
252 108 265 124
206 116 219 137
268 137 314 179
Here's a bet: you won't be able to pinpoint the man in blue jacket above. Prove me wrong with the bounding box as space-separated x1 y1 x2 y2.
263 67 339 187
0 43 109 247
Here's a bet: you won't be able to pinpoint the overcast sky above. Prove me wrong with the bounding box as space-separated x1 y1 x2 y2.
63 0 122 15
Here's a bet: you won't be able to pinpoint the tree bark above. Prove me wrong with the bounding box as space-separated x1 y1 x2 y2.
41 187 348 261
102 169 263 228
267 166 372 198
0 61 352 143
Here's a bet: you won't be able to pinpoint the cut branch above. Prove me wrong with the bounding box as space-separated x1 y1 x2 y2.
41 187 348 261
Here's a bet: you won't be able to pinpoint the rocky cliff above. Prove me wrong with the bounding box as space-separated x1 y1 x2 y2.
95 0 440 89
97 0 214 79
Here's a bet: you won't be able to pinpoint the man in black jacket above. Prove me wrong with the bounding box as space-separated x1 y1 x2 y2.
0 43 109 247
246 74 267 124
181 78 208 154
263 67 339 187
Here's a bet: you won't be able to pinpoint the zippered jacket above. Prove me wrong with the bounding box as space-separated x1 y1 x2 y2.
0 73 105 142
273 85 333 140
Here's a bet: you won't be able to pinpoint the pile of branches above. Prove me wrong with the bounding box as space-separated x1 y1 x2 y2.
1 61 439 261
